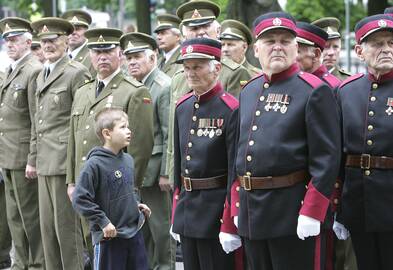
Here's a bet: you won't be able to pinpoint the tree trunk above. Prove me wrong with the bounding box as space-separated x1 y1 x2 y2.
368 0 387 15
43 0 57 17
136 0 151 34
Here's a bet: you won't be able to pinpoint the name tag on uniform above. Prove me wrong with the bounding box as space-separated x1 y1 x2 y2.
264 93 291 114
197 118 224 138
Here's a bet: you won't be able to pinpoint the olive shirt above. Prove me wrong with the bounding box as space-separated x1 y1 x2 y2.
0 53 42 169
31 55 91 176
242 59 262 77
330 65 351 81
66 71 154 188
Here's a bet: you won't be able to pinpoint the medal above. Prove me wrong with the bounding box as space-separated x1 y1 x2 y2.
105 95 114 108
13 92 18 100
203 129 209 136
216 129 222 136
53 95 59 104
386 97 393 115
197 129 203 137
209 129 215 138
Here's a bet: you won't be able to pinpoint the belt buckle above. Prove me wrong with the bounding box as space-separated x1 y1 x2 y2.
360 154 371 169
243 175 252 191
184 177 192 192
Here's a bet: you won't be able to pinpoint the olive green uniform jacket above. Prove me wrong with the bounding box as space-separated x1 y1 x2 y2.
157 47 182 78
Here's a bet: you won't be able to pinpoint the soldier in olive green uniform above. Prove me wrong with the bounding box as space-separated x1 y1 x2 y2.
62 9 96 77
312 17 356 270
0 73 11 269
312 17 351 81
220 19 261 77
0 17 45 270
31 34 45 63
155 14 182 78
120 32 175 270
30 18 91 270
166 0 251 185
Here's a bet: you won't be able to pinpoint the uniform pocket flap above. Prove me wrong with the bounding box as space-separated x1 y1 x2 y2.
152 145 163 154
50 87 67 94
72 106 85 116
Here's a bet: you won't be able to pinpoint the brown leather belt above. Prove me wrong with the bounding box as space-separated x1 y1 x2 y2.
345 154 393 169
239 170 308 190
181 174 227 192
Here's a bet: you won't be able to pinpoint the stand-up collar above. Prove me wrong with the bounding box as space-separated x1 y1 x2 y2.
194 82 223 102
263 63 299 83
312 64 328 78
367 68 393 83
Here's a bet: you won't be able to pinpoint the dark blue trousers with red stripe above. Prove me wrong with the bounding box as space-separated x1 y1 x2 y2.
94 231 148 270
243 232 327 270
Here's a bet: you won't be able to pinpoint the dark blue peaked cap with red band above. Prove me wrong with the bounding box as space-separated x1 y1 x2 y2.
355 14 393 43
177 37 221 63
384 7 393 17
296 21 329 50
253 12 297 39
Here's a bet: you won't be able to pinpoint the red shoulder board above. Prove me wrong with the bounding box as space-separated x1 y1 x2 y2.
323 73 341 88
176 91 193 107
339 73 364 88
298 71 323 89
242 73 264 89
220 92 239 110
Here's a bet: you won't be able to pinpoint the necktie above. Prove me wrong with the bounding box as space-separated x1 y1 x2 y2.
7 66 13 78
96 81 105 97
45 67 50 80
69 53 73 59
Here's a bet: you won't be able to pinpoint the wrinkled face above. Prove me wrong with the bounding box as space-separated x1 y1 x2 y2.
156 28 180 52
221 39 247 64
106 117 132 149
68 25 87 50
125 51 155 82
323 38 341 69
297 43 315 72
183 58 220 95
31 46 45 63
255 29 297 76
6 34 31 61
41 35 68 63
90 47 121 79
183 22 220 39
356 31 393 75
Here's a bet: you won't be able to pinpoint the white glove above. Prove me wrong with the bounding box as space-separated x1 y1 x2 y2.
219 232 242 254
234 216 238 228
296 215 321 240
169 225 181 243
333 221 350 240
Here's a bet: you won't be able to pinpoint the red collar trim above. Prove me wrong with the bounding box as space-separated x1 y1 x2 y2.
313 65 328 78
367 69 393 82
263 63 299 83
194 82 223 102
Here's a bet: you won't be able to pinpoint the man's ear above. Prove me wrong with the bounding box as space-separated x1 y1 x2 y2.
354 44 365 61
313 47 322 62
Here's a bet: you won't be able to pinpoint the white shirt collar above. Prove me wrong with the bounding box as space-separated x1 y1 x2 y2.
11 51 30 70
44 56 63 72
163 45 180 63
68 41 87 59
97 68 121 87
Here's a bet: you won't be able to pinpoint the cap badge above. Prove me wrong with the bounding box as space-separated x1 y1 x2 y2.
378 19 387 28
191 9 202 19
4 23 11 32
97 35 106 42
273 18 282 26
70 16 79 23
186 45 193 53
42 25 49 33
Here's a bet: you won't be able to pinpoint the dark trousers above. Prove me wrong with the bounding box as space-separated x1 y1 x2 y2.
351 231 393 270
94 232 148 270
243 233 326 270
180 236 235 270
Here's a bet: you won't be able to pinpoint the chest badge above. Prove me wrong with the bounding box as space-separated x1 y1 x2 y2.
264 93 291 114
197 118 224 138
13 92 18 100
386 97 393 115
114 170 122 179
53 95 59 104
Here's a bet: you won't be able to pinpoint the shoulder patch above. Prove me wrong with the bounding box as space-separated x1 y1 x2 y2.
298 72 323 89
176 91 193 107
339 73 364 88
323 73 341 88
242 73 264 89
222 58 241 70
124 76 144 87
220 92 239 110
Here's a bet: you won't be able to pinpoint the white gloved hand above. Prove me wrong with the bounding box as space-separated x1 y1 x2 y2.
169 225 181 243
219 232 242 254
234 216 238 228
333 221 350 240
296 215 321 240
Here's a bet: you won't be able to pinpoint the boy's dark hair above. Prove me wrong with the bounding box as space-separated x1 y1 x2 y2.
94 107 128 143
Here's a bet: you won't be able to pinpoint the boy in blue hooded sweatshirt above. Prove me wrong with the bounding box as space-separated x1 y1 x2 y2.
72 107 151 270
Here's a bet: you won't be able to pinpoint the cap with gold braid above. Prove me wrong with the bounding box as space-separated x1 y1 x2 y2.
31 17 74 39
176 0 220 27
0 17 32 38
84 28 123 50
61 9 92 28
311 17 341 40
220 19 253 45
120 32 158 55
154 14 181 33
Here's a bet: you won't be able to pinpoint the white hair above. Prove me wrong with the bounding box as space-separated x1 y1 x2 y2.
144 48 157 65
208 59 220 72
22 32 32 41
169 27 181 37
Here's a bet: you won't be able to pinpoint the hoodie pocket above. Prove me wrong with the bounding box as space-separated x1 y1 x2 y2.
108 193 139 227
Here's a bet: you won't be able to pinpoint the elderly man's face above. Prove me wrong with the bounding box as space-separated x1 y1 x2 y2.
90 47 121 79
183 58 220 95
221 39 247 64
183 22 220 40
41 35 68 63
156 28 181 52
323 38 341 69
6 34 31 61
297 43 316 73
356 31 393 75
125 51 155 82
255 29 297 76
68 25 87 51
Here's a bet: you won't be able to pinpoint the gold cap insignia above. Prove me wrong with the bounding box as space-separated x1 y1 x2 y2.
127 41 134 49
97 35 105 42
186 45 193 53
273 18 282 26
378 19 387 28
42 25 49 33
4 23 11 32
70 16 79 23
191 9 202 19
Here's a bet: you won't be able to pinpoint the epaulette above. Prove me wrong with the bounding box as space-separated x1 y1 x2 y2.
242 73 264 89
173 67 185 76
338 68 352 77
176 91 193 107
339 73 364 88
221 58 241 71
322 73 341 88
80 78 95 87
298 71 323 89
154 73 170 87
124 76 144 88
220 92 239 111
